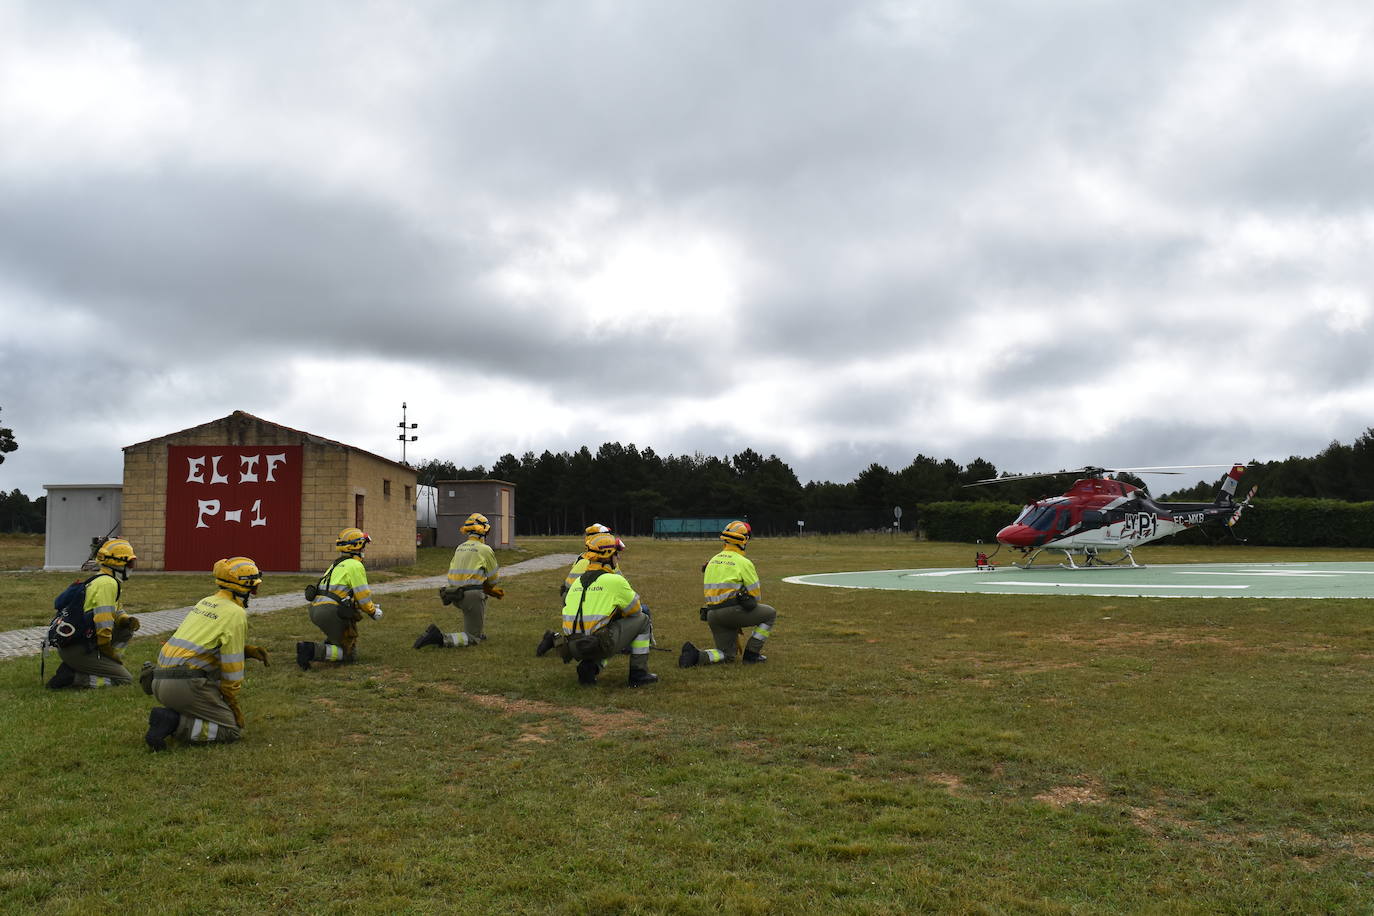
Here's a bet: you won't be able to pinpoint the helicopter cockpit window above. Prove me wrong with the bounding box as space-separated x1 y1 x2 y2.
1023 507 1059 531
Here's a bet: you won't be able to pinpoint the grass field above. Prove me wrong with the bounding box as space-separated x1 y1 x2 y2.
3 535 1373 913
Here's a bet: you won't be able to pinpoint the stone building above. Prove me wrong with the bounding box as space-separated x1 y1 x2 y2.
436 479 517 548
120 411 417 572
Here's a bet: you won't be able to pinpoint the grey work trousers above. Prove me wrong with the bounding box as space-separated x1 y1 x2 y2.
308 602 361 660
152 676 242 744
58 621 137 686
456 588 487 640
705 602 777 659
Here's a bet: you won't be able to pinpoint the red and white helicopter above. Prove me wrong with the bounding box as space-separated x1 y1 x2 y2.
968 464 1257 569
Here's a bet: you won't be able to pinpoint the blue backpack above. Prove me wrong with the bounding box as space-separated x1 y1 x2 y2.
47 575 113 649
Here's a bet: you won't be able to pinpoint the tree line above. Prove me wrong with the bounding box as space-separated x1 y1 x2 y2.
5 425 1374 537
413 428 1374 538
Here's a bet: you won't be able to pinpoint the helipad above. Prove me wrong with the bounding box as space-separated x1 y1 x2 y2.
783 562 1374 599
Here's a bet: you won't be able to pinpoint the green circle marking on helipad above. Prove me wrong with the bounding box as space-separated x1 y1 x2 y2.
783 563 1374 599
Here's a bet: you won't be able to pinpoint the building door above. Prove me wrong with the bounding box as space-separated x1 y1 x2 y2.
499 487 511 546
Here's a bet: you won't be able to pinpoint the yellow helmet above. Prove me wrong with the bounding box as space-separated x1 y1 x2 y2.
336 527 370 555
213 556 263 601
96 538 137 576
584 523 610 537
721 520 751 548
461 513 491 536
586 531 624 565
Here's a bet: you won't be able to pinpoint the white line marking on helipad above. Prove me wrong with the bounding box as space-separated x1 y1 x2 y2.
1176 571 1337 578
907 569 992 578
990 581 1249 590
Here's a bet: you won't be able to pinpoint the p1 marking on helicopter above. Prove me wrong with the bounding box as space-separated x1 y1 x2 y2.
967 464 1257 569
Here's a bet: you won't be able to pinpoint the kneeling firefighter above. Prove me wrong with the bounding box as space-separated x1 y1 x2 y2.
536 523 611 657
297 528 382 670
558 532 657 687
49 537 141 689
679 520 777 668
414 512 503 650
144 556 270 751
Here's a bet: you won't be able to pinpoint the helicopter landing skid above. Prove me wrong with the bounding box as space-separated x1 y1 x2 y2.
1013 546 1142 570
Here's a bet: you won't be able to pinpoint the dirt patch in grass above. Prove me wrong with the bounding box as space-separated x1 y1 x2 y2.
462 691 661 739
1034 781 1108 807
927 773 966 795
1064 630 1243 650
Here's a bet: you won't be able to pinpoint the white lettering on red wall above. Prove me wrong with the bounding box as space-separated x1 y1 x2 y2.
165 445 303 572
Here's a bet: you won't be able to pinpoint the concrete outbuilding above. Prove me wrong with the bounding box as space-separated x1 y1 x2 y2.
436 479 516 548
120 411 417 572
43 484 123 570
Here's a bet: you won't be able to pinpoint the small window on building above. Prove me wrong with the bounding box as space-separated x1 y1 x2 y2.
384 479 392 499
355 494 365 529
405 485 413 503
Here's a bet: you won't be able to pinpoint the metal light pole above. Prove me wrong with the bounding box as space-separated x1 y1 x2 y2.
397 402 418 465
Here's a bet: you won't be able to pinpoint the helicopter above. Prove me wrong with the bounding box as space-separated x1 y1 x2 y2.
967 464 1257 569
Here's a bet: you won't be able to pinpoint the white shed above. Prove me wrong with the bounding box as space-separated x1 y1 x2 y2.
44 484 123 571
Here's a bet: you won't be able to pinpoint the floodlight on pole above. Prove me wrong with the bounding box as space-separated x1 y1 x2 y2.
397 401 419 465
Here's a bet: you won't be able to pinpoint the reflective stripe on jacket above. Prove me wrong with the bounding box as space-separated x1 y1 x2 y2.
313 556 376 615
157 593 248 696
447 537 501 590
702 547 762 606
562 570 642 634
562 555 592 592
83 573 127 646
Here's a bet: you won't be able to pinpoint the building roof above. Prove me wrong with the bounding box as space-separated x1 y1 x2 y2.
123 410 416 475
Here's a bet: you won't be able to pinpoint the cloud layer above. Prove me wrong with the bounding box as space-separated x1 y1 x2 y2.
2 0 1372 496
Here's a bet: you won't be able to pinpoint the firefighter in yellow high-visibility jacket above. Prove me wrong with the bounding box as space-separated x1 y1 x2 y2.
49 537 140 689
144 557 270 751
535 523 611 657
414 513 504 650
679 520 777 667
297 528 382 670
558 532 657 687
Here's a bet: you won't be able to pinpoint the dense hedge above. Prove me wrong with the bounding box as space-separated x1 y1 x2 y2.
919 499 1374 548
920 502 1023 544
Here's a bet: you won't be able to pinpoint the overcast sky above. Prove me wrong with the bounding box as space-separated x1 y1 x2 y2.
2 0 1371 499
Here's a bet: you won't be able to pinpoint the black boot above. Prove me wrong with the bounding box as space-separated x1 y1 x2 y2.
535 630 557 657
145 707 180 752
678 642 700 668
413 624 444 649
628 668 659 688
576 659 600 686
742 650 767 664
295 641 313 671
46 661 76 690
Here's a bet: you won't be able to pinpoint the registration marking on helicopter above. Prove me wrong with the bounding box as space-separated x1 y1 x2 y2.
784 562 1374 599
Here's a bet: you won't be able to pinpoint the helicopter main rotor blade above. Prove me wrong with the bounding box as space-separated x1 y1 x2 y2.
964 463 1241 487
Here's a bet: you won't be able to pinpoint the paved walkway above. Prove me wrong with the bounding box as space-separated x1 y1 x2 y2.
0 553 576 661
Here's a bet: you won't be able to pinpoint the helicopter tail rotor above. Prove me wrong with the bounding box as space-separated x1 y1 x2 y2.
1228 486 1258 527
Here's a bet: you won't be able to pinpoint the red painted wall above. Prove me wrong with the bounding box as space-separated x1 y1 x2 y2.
163 445 303 572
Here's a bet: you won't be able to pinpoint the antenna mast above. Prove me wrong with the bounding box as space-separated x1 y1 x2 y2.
397 402 418 465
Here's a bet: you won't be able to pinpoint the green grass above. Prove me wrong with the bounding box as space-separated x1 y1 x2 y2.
3 536 1374 913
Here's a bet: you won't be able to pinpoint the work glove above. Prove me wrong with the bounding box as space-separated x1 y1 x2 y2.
244 644 269 666
371 605 384 621
483 585 506 599
122 615 141 631
220 686 246 729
